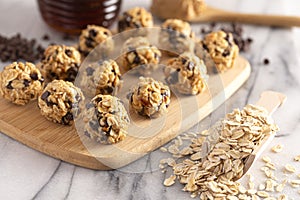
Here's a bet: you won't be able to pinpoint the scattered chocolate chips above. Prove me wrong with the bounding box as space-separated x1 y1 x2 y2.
0 33 45 63
42 34 50 41
41 91 50 101
30 73 39 80
263 58 270 65
62 112 74 125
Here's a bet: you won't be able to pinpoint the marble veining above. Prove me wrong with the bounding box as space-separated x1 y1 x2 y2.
1 0 300 199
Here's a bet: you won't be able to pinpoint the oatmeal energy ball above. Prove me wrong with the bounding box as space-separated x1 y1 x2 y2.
118 7 153 33
0 62 44 105
40 45 81 82
129 77 171 118
80 59 122 97
83 95 130 144
202 31 239 73
38 80 84 125
122 37 161 75
165 52 208 95
78 25 113 57
160 19 195 54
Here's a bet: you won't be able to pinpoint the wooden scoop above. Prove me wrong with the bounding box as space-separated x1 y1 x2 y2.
151 0 300 27
242 91 286 178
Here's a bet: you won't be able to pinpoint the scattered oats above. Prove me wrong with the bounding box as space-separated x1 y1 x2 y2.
266 162 276 170
262 156 272 163
275 180 287 192
160 147 168 153
290 180 300 188
251 194 260 200
278 194 288 200
294 155 300 162
238 185 247 194
257 190 269 198
247 188 257 195
227 195 239 200
272 144 283 153
258 183 265 190
285 164 296 173
164 175 176 186
265 179 276 192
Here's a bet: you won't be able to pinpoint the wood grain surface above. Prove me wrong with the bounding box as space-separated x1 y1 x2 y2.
0 56 251 170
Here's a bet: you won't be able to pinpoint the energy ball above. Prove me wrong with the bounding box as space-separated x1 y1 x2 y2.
201 31 239 73
38 80 84 125
129 77 171 118
165 52 208 95
40 45 81 82
0 62 44 105
78 25 113 58
160 19 195 54
122 37 161 75
83 95 130 144
118 7 153 34
79 59 122 97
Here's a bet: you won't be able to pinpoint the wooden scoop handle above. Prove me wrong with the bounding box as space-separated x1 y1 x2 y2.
242 91 286 178
190 6 300 27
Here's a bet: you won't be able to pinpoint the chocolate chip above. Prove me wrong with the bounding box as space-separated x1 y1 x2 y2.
42 34 50 41
62 112 73 125
86 67 95 76
222 49 230 57
105 86 114 94
65 67 78 82
85 37 94 48
263 58 270 65
89 120 99 131
41 91 50 101
23 79 30 87
89 29 98 37
65 49 72 57
133 52 141 64
6 81 13 89
30 73 39 80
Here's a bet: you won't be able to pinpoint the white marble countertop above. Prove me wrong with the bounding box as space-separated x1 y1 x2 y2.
1 0 300 199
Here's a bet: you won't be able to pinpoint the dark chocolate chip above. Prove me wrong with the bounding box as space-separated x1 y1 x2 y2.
263 58 270 65
65 49 72 57
89 120 99 131
222 49 230 57
30 73 39 80
23 79 30 87
41 91 50 101
62 112 73 125
133 52 141 64
85 37 94 48
6 81 13 89
42 34 50 41
86 67 95 76
89 29 98 37
105 86 114 94
65 67 78 82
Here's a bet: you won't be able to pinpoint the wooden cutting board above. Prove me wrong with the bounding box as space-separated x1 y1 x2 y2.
0 56 250 170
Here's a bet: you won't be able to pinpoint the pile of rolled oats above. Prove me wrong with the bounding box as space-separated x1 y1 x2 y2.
160 104 280 199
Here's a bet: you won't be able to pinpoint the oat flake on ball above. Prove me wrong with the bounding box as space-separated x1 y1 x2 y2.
129 77 171 118
38 80 84 125
0 62 44 105
40 45 81 83
83 95 130 145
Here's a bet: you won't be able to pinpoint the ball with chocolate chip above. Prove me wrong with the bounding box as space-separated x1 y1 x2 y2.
83 94 130 144
78 25 113 58
121 37 161 75
79 59 122 97
0 62 44 105
38 80 84 125
201 31 239 73
129 77 171 118
160 19 195 54
164 52 208 95
118 7 153 34
40 45 81 82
